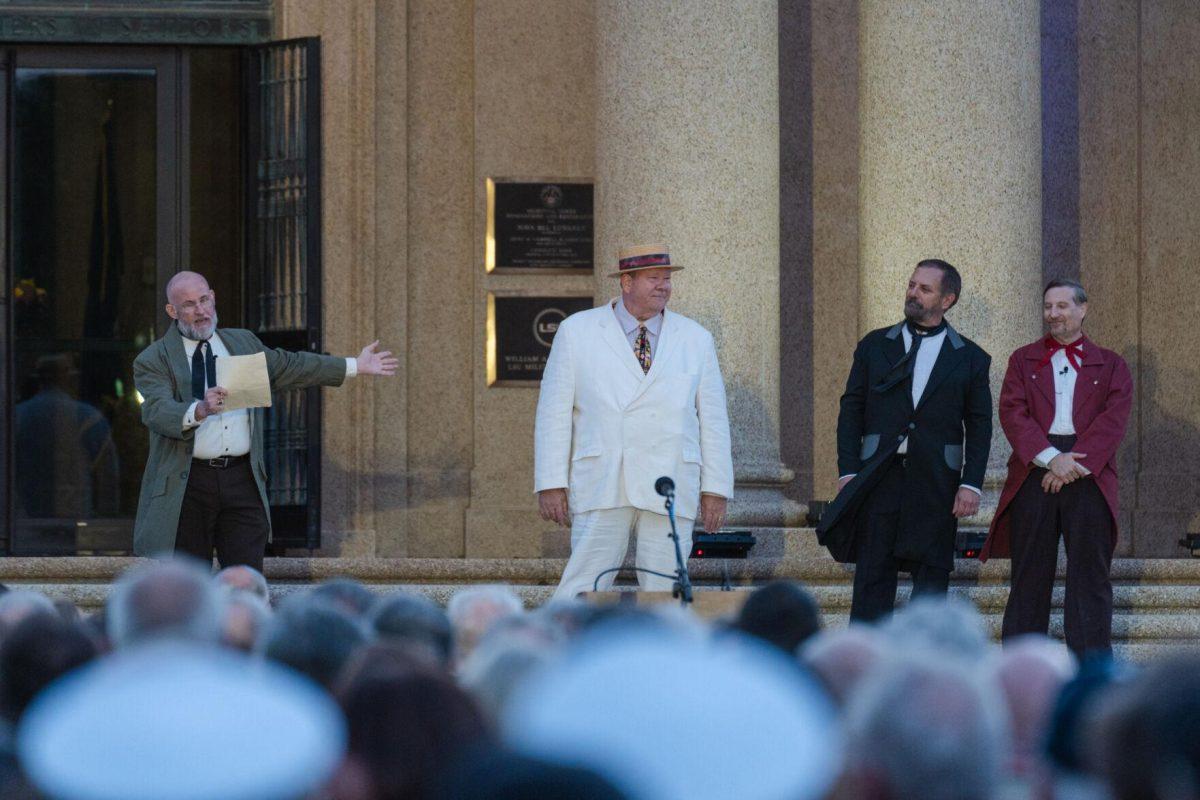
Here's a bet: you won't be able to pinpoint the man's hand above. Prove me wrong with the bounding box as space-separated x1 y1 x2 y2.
1048 451 1089 482
538 488 570 527
195 387 228 421
356 340 399 376
700 493 728 533
1042 471 1067 494
838 475 855 493
952 487 981 519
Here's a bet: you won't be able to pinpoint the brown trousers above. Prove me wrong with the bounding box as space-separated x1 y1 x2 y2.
174 457 269 571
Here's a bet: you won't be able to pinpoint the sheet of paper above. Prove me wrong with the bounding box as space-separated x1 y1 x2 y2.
214 352 273 411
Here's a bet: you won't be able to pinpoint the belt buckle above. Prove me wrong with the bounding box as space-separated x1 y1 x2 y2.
208 456 230 469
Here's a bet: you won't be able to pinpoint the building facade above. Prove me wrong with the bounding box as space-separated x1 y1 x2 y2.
0 0 1196 559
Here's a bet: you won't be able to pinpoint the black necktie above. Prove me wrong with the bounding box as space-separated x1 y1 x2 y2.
191 341 216 400
873 321 945 393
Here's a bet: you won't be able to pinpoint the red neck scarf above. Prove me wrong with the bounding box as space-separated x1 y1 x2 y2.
1037 335 1085 370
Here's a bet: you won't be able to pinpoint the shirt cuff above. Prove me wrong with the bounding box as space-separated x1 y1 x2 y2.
839 475 857 482
344 357 358 378
183 401 201 430
1033 446 1060 469
959 484 982 497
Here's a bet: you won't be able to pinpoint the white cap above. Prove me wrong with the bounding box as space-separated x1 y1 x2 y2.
502 626 841 800
18 642 345 800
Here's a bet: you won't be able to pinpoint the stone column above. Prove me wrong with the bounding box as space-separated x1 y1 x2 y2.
859 0 1043 493
595 0 800 525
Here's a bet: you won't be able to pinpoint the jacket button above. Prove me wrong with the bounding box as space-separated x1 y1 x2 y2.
908 422 916 430
180 471 189 480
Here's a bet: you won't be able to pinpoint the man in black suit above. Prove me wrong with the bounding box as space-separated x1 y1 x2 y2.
817 260 993 621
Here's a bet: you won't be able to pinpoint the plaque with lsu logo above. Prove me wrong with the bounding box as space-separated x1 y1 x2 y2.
486 294 594 385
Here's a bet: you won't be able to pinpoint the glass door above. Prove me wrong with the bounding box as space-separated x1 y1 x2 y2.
8 49 178 554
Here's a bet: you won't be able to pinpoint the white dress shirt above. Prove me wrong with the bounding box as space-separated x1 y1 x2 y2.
181 331 357 460
842 324 980 495
612 298 663 360
1033 345 1081 469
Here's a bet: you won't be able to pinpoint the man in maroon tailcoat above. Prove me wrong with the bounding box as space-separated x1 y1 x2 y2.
981 279 1133 656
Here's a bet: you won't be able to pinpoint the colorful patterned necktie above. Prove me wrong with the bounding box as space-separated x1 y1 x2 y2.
634 325 652 374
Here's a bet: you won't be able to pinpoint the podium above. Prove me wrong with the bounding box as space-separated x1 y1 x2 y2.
580 590 750 620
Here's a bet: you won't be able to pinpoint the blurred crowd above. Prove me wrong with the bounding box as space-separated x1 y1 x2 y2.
0 563 1192 799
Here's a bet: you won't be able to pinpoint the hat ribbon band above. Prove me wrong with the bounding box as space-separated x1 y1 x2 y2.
618 253 671 270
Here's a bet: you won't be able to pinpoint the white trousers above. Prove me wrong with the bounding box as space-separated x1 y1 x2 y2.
552 507 695 601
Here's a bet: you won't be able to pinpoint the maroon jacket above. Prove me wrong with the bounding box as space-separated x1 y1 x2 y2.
981 335 1133 561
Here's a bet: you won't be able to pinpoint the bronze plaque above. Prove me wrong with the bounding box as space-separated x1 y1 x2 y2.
486 178 593 273
487 294 593 385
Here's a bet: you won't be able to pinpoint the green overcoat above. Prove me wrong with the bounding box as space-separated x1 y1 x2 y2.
131 325 348 556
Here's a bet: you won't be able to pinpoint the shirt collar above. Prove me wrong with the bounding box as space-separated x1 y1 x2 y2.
612 298 663 337
179 327 221 357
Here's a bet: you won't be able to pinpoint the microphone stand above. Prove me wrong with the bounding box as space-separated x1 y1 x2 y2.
663 491 693 607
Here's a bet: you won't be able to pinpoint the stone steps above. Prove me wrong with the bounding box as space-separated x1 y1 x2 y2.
0 528 1198 662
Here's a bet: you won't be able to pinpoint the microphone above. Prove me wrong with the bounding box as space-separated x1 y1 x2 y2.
655 476 675 498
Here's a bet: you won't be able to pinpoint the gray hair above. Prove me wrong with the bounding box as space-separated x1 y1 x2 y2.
107 559 223 648
1045 278 1088 305
218 590 273 653
213 565 269 602
882 596 993 663
845 653 1011 800
446 585 524 666
799 625 887 707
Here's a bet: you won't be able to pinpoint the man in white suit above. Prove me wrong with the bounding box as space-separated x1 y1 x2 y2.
535 243 735 600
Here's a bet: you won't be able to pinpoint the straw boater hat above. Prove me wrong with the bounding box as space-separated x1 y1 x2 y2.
609 243 685 278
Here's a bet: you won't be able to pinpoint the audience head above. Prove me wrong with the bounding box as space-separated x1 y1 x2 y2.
19 642 344 800
882 596 992 663
369 592 454 668
446 586 524 666
333 666 491 800
442 749 628 800
214 565 269 602
106 559 222 648
310 579 378 619
263 594 371 691
799 624 887 706
1092 653 1200 800
0 613 97 725
219 591 272 653
0 591 57 639
458 615 563 722
842 653 1010 800
990 635 1077 776
503 625 840 800
733 580 822 655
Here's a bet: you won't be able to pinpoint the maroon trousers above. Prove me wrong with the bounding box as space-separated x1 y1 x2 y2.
1001 436 1114 657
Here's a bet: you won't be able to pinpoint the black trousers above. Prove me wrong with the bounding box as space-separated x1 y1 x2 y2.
1001 435 1114 657
174 457 269 571
850 457 951 622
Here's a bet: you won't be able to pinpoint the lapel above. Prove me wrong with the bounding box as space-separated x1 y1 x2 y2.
164 324 194 402
914 324 968 412
883 322 906 366
598 302 648 382
1024 341 1056 407
628 309 681 405
1071 335 1105 417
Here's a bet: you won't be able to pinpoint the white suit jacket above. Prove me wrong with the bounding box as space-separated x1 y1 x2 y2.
534 301 735 521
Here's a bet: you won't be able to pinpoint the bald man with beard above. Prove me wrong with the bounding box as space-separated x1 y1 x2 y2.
132 271 397 569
